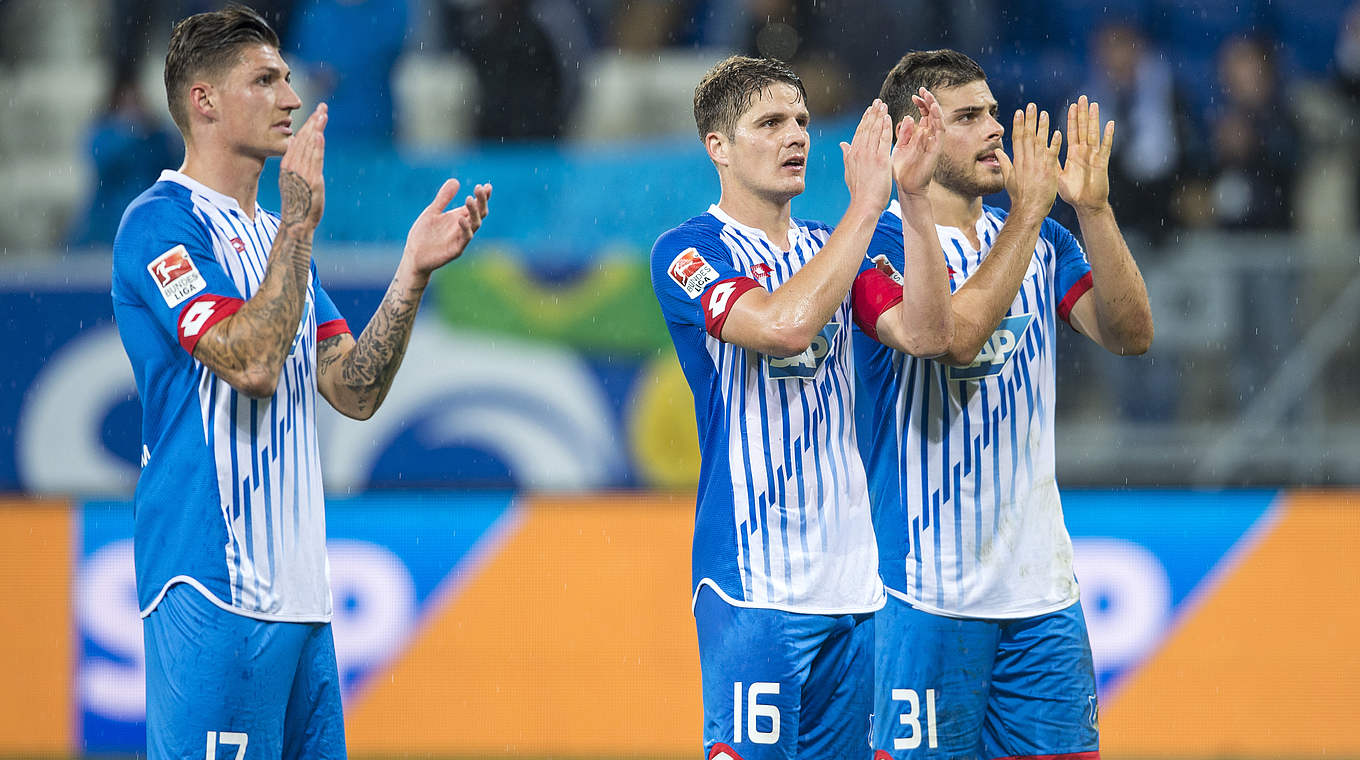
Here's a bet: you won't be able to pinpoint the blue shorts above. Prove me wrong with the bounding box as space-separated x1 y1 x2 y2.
694 585 875 760
872 594 1099 760
143 583 347 760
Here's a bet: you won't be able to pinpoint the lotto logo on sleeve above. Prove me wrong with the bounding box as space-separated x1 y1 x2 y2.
147 245 207 308
668 247 720 299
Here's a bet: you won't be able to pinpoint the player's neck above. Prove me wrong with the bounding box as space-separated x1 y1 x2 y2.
927 184 984 246
715 192 794 251
179 142 265 220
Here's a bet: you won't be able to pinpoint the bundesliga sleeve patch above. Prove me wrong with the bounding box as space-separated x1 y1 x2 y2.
667 247 720 299
147 244 207 308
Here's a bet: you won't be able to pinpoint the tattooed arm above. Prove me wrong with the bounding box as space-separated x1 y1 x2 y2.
192 105 328 399
318 179 492 420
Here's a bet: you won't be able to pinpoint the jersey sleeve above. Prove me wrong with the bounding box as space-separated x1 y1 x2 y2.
850 216 907 343
112 196 246 354
311 263 352 342
1044 218 1094 324
651 226 762 340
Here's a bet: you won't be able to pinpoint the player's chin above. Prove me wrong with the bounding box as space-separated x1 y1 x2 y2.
978 172 1005 196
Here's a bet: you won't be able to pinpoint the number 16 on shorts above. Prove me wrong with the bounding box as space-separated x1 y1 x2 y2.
890 688 938 750
733 681 781 744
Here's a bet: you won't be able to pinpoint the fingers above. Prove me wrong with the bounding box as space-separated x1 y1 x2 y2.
1101 120 1115 159
1087 98 1100 149
896 114 917 146
1067 102 1079 148
995 147 1013 186
850 102 877 149
474 182 492 219
426 178 462 215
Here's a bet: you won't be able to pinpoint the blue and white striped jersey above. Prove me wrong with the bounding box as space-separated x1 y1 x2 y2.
112 170 350 623
651 204 886 615
854 200 1093 619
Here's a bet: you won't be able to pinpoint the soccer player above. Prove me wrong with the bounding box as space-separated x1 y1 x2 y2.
650 56 950 760
109 6 491 759
856 50 1154 760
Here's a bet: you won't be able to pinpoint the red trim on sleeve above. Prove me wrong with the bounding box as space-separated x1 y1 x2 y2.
317 318 351 343
1056 271 1093 324
702 276 763 340
851 267 905 342
177 294 244 354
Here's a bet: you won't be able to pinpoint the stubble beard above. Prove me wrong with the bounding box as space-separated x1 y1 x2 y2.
934 151 1005 199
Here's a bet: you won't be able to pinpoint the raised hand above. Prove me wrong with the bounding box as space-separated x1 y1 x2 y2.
402 179 493 277
278 103 327 230
892 87 945 197
841 99 894 212
996 102 1062 220
1057 95 1115 212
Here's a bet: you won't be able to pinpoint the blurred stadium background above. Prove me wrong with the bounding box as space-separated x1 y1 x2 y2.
1 0 1359 757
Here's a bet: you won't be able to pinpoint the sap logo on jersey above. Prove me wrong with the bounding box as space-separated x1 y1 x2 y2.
768 321 839 380
950 313 1034 381
147 245 207 308
669 247 720 299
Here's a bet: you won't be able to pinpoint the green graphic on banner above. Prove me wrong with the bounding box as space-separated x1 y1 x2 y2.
433 247 669 355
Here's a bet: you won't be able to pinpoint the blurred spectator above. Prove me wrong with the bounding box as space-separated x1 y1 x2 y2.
109 1 296 77
1079 20 1192 246
1204 34 1300 408
446 0 590 140
1205 35 1298 231
290 0 408 144
68 67 181 247
712 0 937 116
1337 3 1360 221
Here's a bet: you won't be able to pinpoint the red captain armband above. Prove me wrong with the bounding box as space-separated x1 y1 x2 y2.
1056 272 1093 324
701 277 763 339
317 318 351 343
850 267 905 342
177 294 244 354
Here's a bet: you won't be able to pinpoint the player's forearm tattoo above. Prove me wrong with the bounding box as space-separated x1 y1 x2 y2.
337 279 424 414
279 170 311 227
192 221 313 391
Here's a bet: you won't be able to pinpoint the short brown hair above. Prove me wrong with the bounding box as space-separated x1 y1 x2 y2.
693 56 807 139
164 4 280 135
879 49 987 126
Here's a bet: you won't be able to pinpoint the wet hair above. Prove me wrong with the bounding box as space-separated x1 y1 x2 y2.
693 55 807 139
164 4 280 134
879 49 987 126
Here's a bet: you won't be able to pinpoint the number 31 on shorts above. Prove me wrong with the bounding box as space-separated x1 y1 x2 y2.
891 688 938 750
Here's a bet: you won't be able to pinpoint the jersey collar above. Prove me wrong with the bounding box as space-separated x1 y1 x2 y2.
706 203 803 253
159 170 259 218
887 198 992 251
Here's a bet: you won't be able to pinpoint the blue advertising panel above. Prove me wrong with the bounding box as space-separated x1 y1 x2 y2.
76 493 518 755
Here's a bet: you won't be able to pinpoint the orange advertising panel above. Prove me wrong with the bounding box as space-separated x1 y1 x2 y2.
1102 491 1360 758
0 498 73 756
344 492 702 756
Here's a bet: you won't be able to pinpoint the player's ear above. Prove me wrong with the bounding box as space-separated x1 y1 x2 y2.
705 131 730 167
189 82 217 121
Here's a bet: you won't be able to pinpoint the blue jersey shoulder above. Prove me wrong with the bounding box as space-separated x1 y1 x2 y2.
792 216 832 236
652 213 724 256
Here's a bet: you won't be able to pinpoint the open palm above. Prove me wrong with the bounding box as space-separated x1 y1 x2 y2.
1057 95 1115 211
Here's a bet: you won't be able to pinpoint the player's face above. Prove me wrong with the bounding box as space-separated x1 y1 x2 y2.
213 44 303 160
931 80 1006 198
724 83 811 203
